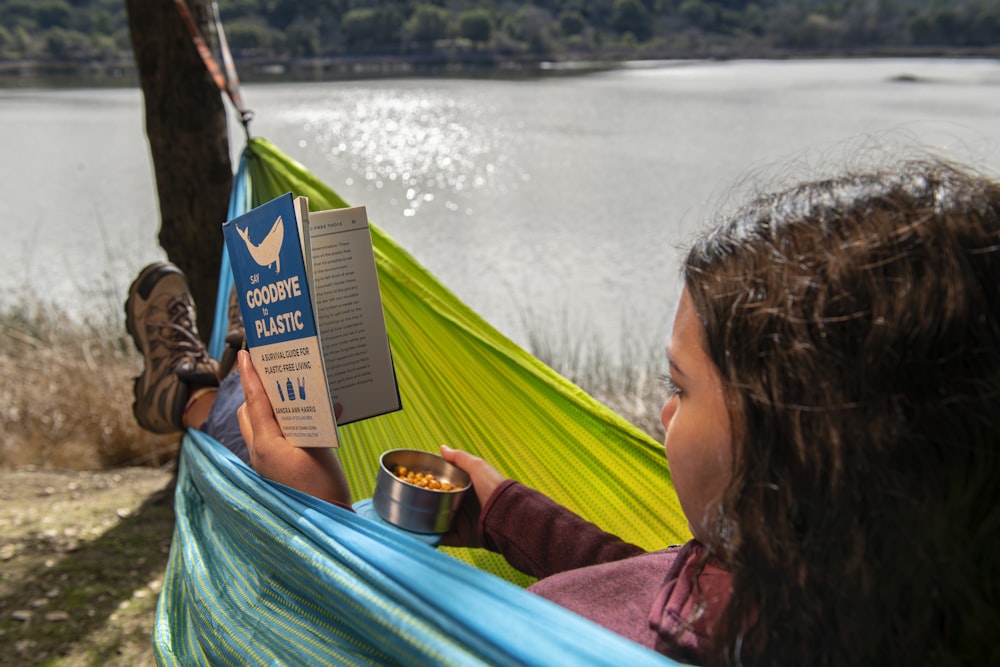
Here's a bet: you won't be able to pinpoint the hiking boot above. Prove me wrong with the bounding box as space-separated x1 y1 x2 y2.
125 262 219 434
217 283 245 379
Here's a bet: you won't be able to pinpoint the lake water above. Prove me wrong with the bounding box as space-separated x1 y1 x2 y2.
3 58 1000 360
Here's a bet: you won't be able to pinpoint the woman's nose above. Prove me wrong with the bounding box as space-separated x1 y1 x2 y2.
660 395 678 431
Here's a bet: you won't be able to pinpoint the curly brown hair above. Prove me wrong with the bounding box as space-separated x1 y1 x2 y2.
683 160 1000 666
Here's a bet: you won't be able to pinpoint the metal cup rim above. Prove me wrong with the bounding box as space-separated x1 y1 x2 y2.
378 448 471 492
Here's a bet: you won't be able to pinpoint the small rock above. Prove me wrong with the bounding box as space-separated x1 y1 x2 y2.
0 544 16 560
44 611 70 622
29 598 49 608
11 610 32 623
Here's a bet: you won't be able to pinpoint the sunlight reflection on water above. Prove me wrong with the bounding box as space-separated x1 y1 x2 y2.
4 60 1000 362
278 89 527 219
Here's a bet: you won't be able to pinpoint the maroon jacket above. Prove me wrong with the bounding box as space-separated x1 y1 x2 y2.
479 480 731 663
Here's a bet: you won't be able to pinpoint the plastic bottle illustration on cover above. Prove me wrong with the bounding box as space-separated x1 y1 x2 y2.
274 377 308 402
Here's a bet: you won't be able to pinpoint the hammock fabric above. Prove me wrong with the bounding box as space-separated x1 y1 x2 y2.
154 137 690 666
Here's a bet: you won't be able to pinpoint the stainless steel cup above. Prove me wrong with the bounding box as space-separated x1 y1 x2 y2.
372 449 471 534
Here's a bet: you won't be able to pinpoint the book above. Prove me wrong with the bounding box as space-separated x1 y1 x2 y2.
222 192 401 448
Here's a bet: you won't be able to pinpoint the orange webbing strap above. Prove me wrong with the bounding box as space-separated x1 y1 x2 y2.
173 0 253 134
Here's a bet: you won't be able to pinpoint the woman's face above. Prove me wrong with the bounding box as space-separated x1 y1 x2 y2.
661 288 734 546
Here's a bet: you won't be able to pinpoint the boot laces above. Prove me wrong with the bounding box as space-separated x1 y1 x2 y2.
148 296 211 370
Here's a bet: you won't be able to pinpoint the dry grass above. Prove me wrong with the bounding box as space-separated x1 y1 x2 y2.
524 314 668 442
0 291 664 473
0 297 179 471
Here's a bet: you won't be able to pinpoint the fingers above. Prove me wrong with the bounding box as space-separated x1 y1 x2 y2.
236 402 255 466
439 444 464 466
237 350 284 446
440 444 488 478
439 444 506 507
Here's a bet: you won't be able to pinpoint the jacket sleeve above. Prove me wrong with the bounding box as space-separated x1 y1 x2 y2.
479 479 645 579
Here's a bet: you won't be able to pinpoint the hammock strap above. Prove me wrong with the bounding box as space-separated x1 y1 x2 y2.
172 0 253 135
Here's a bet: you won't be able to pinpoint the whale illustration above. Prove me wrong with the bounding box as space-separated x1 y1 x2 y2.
237 216 284 273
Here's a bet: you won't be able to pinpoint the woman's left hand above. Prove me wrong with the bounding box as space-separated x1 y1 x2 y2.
437 445 507 548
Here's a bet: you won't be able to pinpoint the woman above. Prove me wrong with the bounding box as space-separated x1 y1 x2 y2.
232 159 1000 665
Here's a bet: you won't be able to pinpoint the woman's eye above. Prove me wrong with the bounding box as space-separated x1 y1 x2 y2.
659 373 682 398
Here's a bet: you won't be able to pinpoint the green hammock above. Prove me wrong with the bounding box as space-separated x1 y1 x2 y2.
154 137 690 665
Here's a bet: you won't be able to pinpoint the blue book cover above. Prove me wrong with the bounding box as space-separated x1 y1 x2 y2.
223 193 340 448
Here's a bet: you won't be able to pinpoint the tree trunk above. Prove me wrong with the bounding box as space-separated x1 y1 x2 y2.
125 0 233 341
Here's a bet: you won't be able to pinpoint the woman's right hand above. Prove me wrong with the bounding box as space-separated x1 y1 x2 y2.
236 350 352 506
438 445 506 548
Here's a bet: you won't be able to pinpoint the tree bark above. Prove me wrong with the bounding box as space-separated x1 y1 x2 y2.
125 0 233 341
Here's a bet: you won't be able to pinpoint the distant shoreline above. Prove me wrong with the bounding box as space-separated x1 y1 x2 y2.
2 47 998 88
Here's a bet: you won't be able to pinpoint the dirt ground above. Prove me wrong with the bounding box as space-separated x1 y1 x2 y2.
0 465 176 667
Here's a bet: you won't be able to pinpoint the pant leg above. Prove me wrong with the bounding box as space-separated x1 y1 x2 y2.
198 370 250 464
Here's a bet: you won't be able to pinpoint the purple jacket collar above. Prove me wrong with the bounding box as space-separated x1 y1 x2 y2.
649 540 732 661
